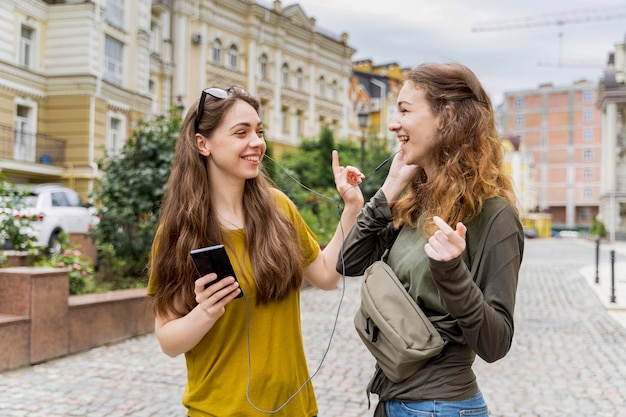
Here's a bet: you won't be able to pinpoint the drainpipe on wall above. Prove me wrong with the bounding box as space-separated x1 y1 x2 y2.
87 0 103 196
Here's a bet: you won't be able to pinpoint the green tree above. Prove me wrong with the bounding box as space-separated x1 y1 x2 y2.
90 109 181 289
268 128 393 243
277 126 337 191
591 217 607 238
337 133 393 201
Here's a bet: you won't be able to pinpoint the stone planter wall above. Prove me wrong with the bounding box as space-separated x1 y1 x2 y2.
0 267 154 373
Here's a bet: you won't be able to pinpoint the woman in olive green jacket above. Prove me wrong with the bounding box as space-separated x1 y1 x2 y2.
339 62 524 417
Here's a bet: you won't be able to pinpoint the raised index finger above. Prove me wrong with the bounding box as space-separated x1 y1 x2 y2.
432 216 454 234
331 149 339 173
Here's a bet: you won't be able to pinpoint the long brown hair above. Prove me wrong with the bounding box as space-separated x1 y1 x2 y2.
149 87 303 318
393 63 518 236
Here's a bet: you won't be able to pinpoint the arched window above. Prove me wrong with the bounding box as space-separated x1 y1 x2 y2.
212 39 222 65
330 80 338 100
296 68 303 91
318 76 325 97
229 44 238 70
281 63 289 87
260 54 268 80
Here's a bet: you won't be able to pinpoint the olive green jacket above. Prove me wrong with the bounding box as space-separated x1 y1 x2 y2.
338 189 524 413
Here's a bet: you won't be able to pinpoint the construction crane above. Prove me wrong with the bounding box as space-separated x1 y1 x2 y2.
471 6 626 32
471 5 626 68
538 32 604 68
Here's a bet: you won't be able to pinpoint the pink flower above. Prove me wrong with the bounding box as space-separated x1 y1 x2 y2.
73 250 81 256
72 263 81 270
57 261 66 267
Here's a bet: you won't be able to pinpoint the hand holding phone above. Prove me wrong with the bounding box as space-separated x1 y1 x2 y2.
190 245 243 298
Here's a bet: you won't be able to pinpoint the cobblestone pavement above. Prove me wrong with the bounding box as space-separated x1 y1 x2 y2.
473 238 626 417
2 238 626 416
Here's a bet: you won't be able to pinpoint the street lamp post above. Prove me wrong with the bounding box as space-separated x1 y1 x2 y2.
358 111 369 172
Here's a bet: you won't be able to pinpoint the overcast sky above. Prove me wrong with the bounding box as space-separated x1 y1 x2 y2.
289 0 626 105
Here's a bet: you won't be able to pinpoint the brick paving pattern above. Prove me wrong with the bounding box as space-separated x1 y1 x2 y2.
1 238 626 416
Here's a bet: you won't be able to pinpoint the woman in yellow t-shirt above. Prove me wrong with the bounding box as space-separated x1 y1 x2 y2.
147 86 364 417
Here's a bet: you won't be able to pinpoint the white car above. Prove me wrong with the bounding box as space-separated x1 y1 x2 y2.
16 184 99 253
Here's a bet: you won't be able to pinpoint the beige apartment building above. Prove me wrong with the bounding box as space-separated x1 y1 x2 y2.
0 0 358 197
0 0 164 196
502 81 602 232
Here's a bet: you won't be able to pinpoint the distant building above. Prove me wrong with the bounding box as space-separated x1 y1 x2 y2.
0 0 357 195
0 0 161 196
598 42 626 241
176 0 357 152
501 81 602 232
350 60 406 150
501 134 536 215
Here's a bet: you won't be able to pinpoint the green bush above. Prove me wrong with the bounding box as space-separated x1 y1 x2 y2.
89 110 181 289
269 127 393 243
591 217 607 238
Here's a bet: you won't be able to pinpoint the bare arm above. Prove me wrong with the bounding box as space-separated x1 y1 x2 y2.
154 274 241 357
304 150 364 289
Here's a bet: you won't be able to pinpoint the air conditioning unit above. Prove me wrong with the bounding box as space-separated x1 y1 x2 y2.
192 33 202 44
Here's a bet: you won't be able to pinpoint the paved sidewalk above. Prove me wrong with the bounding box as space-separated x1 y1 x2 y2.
1 238 626 416
577 238 626 328
473 237 626 416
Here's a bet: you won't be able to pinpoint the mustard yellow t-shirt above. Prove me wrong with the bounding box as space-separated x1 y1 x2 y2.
149 189 320 417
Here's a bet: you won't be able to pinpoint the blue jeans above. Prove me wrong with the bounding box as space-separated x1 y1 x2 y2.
385 389 488 417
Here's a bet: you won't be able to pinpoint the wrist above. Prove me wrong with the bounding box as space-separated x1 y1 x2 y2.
381 181 406 205
341 202 362 217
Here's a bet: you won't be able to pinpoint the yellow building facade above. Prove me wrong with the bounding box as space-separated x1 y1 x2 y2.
0 0 357 196
0 0 165 196
350 59 406 150
172 0 356 154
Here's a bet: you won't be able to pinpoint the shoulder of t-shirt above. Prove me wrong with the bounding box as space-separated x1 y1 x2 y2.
269 187 298 215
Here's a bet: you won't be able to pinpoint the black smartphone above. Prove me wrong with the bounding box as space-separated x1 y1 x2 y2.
190 245 243 298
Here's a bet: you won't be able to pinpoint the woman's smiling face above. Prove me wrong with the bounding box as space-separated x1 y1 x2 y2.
388 80 441 172
199 99 266 182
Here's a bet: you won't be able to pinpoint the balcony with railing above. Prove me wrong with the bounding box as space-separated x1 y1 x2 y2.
0 125 66 166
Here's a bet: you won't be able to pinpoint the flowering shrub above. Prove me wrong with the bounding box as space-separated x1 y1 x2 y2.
0 212 39 252
35 245 96 295
0 175 39 253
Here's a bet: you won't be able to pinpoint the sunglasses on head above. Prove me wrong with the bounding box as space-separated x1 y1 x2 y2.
194 86 250 133
194 87 228 133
